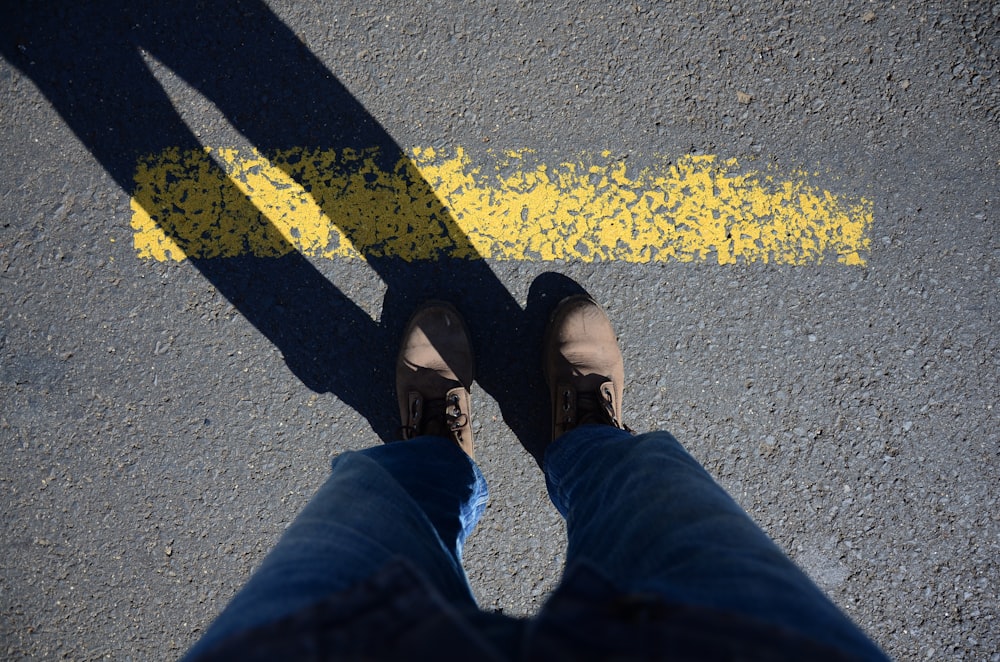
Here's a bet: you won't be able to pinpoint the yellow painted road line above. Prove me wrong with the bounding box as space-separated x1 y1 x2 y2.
131 147 871 265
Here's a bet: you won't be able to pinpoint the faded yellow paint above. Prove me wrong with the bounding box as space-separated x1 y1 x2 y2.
131 147 871 265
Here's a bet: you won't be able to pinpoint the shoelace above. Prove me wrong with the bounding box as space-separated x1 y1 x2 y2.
401 393 468 440
572 387 620 428
563 386 632 432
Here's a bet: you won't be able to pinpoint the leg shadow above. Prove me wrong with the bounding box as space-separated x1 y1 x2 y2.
2 1 579 461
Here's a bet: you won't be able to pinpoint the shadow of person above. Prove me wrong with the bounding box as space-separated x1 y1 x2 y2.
3 0 580 462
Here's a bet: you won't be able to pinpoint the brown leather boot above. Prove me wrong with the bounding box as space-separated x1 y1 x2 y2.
544 294 629 441
396 301 475 457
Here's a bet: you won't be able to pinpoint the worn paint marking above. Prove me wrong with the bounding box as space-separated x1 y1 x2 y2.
131 147 871 265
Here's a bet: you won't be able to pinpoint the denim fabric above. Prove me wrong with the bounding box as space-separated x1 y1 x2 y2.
544 426 886 660
185 427 885 660
184 435 487 660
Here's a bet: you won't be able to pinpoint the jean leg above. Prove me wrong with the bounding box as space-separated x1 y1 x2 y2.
544 427 886 659
184 436 488 659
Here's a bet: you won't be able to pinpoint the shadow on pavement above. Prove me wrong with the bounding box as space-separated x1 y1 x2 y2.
2 1 589 463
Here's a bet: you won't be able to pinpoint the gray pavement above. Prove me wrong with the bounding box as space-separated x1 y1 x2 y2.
1 1 997 659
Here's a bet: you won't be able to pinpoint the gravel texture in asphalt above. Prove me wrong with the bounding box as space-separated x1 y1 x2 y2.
1 1 997 659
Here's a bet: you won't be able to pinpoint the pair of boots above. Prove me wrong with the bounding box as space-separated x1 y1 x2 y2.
396 295 627 457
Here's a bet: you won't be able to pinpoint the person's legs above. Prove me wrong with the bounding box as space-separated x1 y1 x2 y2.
541 294 885 659
184 435 487 659
544 426 884 658
186 302 485 658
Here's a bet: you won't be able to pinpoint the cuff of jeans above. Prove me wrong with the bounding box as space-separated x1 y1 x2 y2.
543 424 634 473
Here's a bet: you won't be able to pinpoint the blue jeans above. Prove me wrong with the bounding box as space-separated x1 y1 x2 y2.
184 428 886 659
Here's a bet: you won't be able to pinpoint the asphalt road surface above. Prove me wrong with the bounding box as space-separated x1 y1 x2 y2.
1 1 997 659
